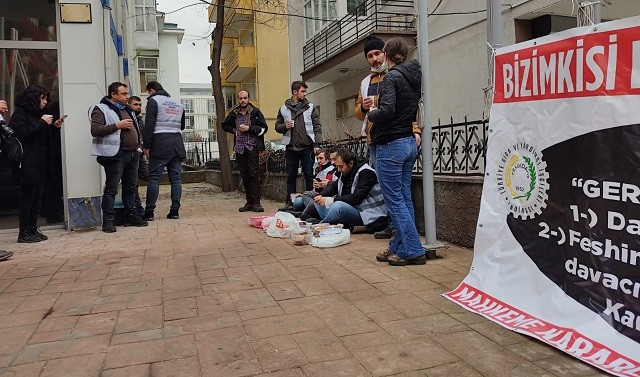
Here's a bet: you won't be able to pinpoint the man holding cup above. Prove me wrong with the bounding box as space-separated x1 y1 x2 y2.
275 81 322 210
91 82 147 232
355 36 422 239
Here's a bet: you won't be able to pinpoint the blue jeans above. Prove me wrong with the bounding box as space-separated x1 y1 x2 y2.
315 201 363 230
285 148 315 201
146 155 182 212
375 137 423 259
97 150 140 221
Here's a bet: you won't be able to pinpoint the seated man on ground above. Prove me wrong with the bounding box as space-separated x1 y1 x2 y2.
291 148 336 211
301 148 388 232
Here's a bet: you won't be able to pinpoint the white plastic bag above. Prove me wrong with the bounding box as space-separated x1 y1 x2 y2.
260 216 274 230
310 229 351 248
266 211 302 238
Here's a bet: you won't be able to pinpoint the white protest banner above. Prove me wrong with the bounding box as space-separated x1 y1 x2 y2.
445 16 640 376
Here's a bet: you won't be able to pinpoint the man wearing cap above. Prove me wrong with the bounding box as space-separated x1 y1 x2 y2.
354 36 422 239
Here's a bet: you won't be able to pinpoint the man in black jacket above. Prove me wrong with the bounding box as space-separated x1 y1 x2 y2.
302 148 388 232
222 90 268 212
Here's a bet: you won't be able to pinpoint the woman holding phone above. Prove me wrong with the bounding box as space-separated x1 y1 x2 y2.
9 85 64 243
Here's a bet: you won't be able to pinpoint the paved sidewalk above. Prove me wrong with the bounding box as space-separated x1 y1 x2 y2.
0 184 604 376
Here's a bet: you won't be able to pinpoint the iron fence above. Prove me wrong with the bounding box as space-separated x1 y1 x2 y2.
186 117 488 177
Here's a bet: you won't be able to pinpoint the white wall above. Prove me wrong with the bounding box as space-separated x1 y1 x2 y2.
59 0 121 199
158 33 181 97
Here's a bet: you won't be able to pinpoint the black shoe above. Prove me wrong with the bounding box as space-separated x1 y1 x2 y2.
251 204 264 213
167 210 179 219
287 211 303 218
239 203 252 212
374 227 395 239
0 250 13 261
124 213 148 227
278 203 294 211
304 217 320 225
102 220 117 233
387 253 427 266
143 211 155 221
17 228 41 243
30 227 48 241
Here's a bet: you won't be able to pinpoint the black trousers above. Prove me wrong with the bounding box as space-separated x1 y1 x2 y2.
19 183 44 229
236 148 261 205
135 153 149 209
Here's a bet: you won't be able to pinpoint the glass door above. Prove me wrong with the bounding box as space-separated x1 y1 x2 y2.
0 0 61 230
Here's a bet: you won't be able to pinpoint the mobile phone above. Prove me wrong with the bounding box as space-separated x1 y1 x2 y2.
61 115 68 120
315 178 321 182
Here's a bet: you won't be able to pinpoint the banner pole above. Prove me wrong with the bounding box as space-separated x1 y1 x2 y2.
487 0 503 87
417 0 439 251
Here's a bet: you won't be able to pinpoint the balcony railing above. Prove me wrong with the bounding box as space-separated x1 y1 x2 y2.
303 0 415 72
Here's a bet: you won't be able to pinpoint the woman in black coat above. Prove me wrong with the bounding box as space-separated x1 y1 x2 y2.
368 37 425 266
9 85 63 243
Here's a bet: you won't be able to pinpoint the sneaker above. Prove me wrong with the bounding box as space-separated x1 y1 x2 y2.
167 210 179 219
0 250 13 261
387 253 427 266
376 249 395 262
143 211 155 221
102 220 117 233
374 227 395 239
30 227 48 241
124 213 148 227
251 204 264 213
17 228 41 243
239 203 252 212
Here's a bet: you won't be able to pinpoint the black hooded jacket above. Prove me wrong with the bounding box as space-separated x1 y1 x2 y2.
368 59 422 145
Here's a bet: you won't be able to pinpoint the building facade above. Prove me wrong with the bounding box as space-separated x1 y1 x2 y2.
180 83 220 166
0 0 183 230
294 0 640 137
207 0 291 146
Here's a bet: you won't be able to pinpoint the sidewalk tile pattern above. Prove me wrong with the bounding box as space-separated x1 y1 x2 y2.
0 184 606 376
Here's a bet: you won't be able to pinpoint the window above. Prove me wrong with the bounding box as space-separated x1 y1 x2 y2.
347 0 366 16
181 99 194 114
304 0 338 39
0 2 57 41
135 0 157 32
336 95 357 118
207 99 216 114
185 115 195 130
138 57 158 90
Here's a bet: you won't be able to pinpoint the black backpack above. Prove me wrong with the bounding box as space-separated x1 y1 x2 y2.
0 134 23 166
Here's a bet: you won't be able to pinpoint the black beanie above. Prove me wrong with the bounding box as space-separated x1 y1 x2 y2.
363 36 385 56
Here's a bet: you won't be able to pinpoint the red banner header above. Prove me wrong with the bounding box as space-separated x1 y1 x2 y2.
494 25 640 103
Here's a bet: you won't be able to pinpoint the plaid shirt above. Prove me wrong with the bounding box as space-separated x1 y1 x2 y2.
234 110 256 154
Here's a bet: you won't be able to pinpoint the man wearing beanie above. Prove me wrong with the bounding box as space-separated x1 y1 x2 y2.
355 36 421 238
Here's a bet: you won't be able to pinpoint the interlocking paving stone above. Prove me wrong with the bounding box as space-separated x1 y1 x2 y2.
301 358 372 377
39 353 105 377
104 335 197 369
0 185 601 376
352 338 458 376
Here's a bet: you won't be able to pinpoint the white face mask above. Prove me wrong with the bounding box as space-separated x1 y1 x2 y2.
370 60 387 74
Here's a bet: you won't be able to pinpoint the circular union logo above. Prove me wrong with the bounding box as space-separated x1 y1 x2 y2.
497 142 549 220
